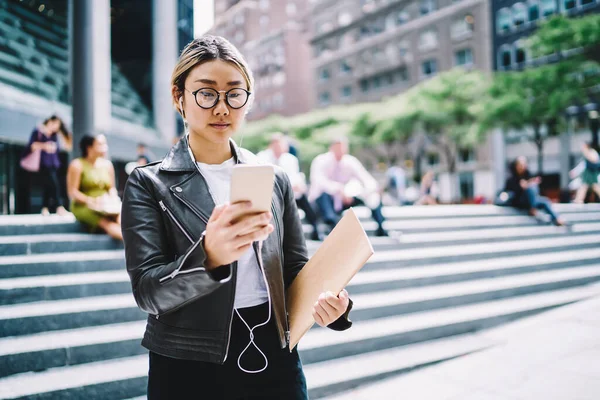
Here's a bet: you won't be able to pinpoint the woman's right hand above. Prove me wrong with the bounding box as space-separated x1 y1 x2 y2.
203 201 274 270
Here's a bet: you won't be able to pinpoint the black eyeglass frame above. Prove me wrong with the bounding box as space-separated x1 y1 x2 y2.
186 87 252 110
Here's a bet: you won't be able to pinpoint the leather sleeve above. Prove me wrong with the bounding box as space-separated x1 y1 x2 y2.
121 169 229 316
280 172 309 289
280 172 353 331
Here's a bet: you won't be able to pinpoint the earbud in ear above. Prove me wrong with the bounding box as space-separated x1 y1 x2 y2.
179 97 186 119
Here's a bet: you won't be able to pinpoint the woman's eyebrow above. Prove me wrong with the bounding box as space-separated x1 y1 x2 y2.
194 79 243 86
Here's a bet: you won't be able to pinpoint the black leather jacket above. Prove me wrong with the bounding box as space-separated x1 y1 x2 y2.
121 137 352 363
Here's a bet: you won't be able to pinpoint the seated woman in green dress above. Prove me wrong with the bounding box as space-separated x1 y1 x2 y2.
66 134 123 241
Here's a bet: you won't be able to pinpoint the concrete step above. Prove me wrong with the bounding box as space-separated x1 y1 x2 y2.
0 250 125 279
305 333 495 399
353 204 600 220
365 233 600 269
3 266 598 377
298 284 600 364
2 235 600 306
348 248 600 294
1 286 598 400
347 265 600 322
0 234 123 256
0 215 82 236
0 293 144 337
0 321 146 378
0 270 133 305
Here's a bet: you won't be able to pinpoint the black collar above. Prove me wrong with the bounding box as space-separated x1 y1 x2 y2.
159 135 246 172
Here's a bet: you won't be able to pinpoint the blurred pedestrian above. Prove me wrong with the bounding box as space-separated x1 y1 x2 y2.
21 115 70 215
386 165 406 205
415 171 438 205
258 133 322 241
66 134 122 240
137 142 154 163
309 137 388 236
504 156 565 226
570 142 600 204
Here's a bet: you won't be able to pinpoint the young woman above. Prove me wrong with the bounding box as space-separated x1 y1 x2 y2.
66 134 122 240
504 156 565 226
121 36 352 399
24 115 70 215
571 142 600 204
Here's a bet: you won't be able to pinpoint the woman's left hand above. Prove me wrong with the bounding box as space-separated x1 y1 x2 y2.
312 289 350 327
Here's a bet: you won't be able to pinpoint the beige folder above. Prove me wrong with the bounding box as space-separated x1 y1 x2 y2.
287 208 375 350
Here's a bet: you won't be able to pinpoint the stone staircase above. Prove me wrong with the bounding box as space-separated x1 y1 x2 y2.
1 205 600 399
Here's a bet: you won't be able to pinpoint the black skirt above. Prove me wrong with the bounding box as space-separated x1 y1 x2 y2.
147 302 308 400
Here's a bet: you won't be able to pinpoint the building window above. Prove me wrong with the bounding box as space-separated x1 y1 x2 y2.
319 92 330 106
320 68 331 81
528 0 540 21
373 76 381 89
427 153 440 166
455 48 473 66
497 8 511 33
398 40 410 57
515 42 527 64
273 93 284 109
338 12 352 26
395 9 410 25
581 0 594 6
459 148 476 163
512 3 527 27
234 13 245 25
341 86 352 98
340 60 352 74
422 59 437 77
260 15 269 27
420 0 437 15
396 66 409 82
451 15 475 39
360 79 369 92
498 44 512 68
459 172 475 199
286 2 297 16
419 29 438 51
541 0 557 16
563 0 577 10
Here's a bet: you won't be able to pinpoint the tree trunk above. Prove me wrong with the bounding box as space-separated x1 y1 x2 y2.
533 124 543 175
442 143 459 202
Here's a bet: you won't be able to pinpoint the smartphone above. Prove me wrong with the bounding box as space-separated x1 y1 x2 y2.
230 165 275 213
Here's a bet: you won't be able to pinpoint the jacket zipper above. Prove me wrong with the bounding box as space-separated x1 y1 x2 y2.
157 201 203 284
222 261 237 363
270 205 289 346
159 200 195 244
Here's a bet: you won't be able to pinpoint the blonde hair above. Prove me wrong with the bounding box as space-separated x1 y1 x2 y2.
171 35 254 116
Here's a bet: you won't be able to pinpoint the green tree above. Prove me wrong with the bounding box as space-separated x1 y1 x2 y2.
529 14 600 64
409 70 490 200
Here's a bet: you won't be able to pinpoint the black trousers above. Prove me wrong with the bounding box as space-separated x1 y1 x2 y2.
39 166 63 209
296 194 319 231
147 302 308 400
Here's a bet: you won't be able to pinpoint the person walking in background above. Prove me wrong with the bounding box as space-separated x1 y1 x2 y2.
309 137 388 237
415 171 438 205
137 142 155 163
505 156 566 226
258 133 323 241
570 142 600 204
386 164 406 205
66 134 122 240
22 115 70 216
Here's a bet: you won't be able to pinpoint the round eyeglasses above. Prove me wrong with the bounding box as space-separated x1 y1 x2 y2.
187 87 251 110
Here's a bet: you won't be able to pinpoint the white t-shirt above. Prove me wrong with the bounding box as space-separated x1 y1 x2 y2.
195 157 269 309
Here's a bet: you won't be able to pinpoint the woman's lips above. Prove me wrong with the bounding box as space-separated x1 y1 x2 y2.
210 123 230 130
